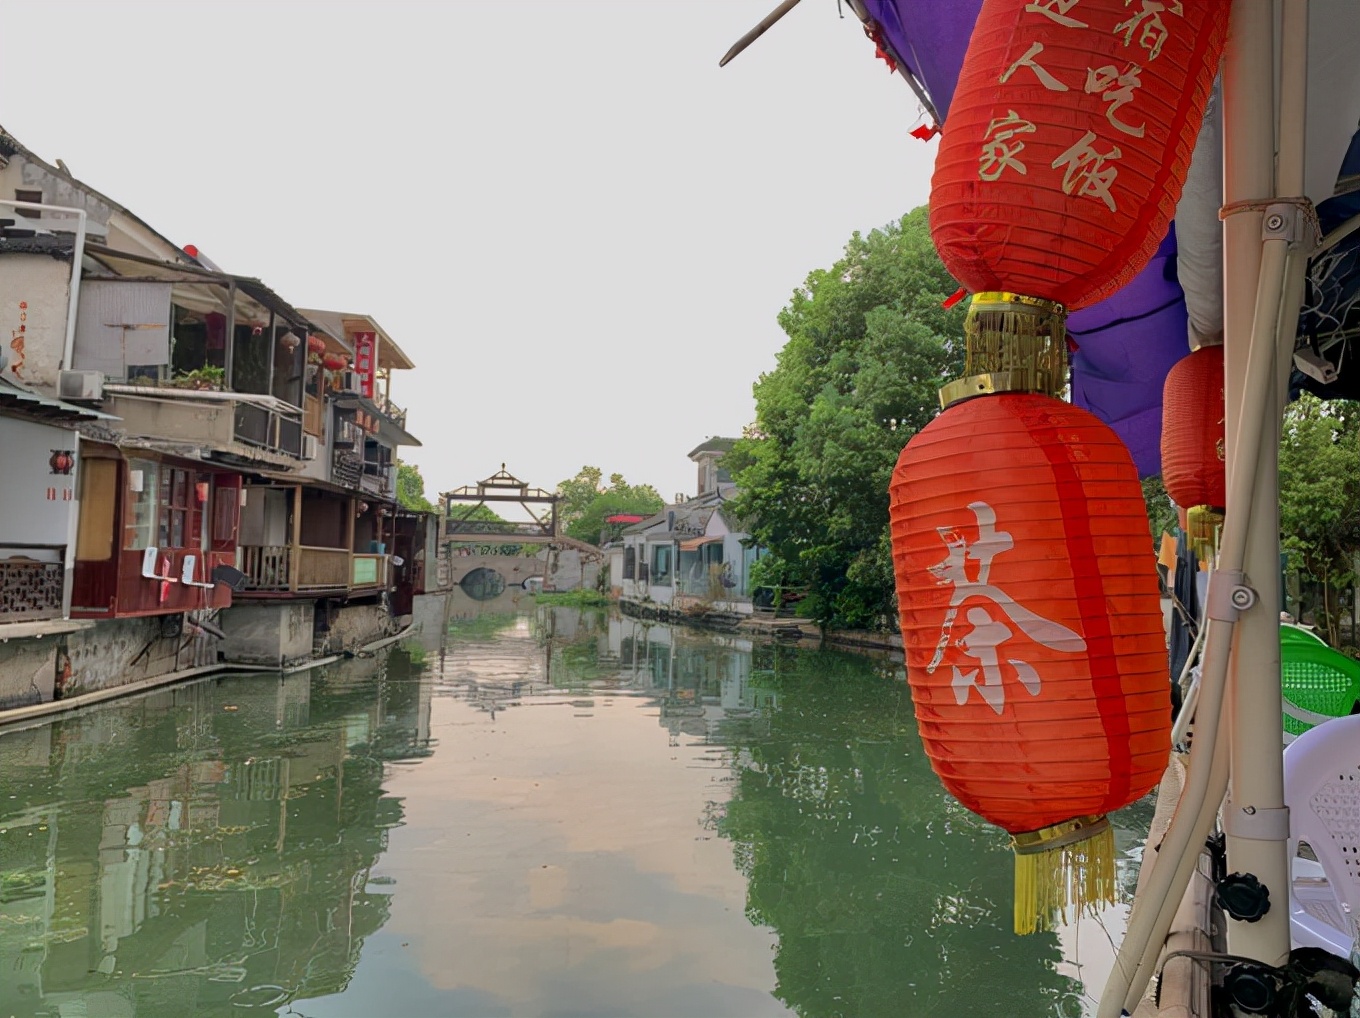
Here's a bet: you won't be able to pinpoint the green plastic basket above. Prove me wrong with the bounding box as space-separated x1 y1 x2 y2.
1281 639 1360 738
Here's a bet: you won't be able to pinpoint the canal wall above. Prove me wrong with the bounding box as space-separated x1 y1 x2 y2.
0 592 455 725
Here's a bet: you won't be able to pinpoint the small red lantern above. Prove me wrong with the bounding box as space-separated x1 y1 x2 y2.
1160 344 1225 510
48 450 74 475
890 393 1168 933
930 0 1229 310
307 335 327 356
322 352 349 371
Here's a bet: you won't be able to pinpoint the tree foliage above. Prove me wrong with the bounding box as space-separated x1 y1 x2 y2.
555 466 664 545
396 461 433 513
1141 475 1178 546
1279 394 1360 644
726 208 965 630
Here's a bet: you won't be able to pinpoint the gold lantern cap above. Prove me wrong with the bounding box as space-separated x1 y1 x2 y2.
939 292 1069 409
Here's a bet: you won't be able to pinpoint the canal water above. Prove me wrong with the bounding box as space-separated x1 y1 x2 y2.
0 604 1153 1018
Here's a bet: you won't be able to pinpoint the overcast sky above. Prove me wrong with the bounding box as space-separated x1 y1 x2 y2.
1 0 938 502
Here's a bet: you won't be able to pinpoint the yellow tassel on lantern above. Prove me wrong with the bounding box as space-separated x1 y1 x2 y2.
1011 815 1116 935
1186 505 1224 564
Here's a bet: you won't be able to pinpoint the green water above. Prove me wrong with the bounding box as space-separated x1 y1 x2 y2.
0 605 1152 1017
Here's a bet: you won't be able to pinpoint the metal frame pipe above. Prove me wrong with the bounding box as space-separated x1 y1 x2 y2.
1100 0 1300 1010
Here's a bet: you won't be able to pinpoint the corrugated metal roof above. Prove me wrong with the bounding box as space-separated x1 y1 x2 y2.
0 377 118 421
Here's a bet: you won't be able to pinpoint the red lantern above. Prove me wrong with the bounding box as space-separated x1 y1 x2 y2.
322 352 349 372
307 335 327 356
890 393 1168 932
930 0 1229 310
1160 344 1225 510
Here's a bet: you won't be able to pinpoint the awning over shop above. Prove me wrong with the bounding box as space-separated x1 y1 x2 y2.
680 536 721 552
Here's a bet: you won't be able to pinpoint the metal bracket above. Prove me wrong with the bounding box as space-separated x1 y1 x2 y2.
1262 202 1306 244
1205 570 1257 623
1222 801 1291 842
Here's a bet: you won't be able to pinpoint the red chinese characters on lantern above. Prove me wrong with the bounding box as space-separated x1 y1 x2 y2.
931 0 1228 309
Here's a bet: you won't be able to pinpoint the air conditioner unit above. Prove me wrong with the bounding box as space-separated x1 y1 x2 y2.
302 434 318 460
59 369 104 400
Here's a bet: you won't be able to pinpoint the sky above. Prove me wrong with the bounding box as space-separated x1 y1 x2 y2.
0 0 939 503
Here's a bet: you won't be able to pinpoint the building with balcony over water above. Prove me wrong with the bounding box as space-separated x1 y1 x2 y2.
0 125 446 707
617 438 763 619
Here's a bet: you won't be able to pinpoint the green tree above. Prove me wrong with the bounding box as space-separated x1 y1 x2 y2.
556 466 604 528
556 467 663 545
396 460 433 512
1279 394 1360 645
1141 475 1178 546
727 208 965 630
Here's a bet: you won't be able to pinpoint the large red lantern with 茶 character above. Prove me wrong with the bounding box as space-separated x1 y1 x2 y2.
1160 344 1226 511
888 0 1226 934
891 392 1169 933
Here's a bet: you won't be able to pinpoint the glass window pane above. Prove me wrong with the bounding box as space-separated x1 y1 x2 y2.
124 459 160 551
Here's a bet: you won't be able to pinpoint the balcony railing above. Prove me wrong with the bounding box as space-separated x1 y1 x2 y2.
234 403 303 458
0 555 64 623
239 545 351 592
372 392 407 428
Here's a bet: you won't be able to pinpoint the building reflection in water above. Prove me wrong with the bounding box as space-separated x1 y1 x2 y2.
0 650 432 1016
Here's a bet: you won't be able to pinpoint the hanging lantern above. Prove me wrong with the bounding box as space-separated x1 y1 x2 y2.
1160 344 1225 510
322 352 349 372
890 392 1168 934
278 330 301 355
930 0 1229 312
890 1 1225 933
307 335 327 356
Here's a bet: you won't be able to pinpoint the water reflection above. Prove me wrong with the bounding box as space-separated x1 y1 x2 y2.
0 605 1150 1018
0 653 431 1016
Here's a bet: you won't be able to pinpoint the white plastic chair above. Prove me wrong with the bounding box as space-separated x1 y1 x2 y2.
1285 711 1360 957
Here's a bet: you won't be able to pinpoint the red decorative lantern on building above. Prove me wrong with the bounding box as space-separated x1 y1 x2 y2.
322 352 349 372
1160 344 1225 510
307 335 327 357
890 0 1228 934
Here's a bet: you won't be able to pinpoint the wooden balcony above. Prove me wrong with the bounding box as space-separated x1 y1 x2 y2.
238 545 389 596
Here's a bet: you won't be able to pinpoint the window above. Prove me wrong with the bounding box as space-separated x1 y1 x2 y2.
14 189 41 219
124 460 160 551
158 467 203 549
622 547 636 580
650 544 672 586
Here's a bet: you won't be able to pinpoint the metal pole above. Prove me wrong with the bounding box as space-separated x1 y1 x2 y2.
1100 1 1289 1009
1221 0 1308 967
223 282 237 390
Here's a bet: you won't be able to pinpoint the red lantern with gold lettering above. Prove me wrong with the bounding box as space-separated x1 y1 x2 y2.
1160 344 1225 510
889 0 1226 935
931 0 1230 311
